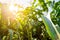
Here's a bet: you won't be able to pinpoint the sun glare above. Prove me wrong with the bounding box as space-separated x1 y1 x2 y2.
1 0 33 22
9 4 18 12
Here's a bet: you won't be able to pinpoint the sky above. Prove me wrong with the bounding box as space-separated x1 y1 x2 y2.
0 0 33 8
55 0 59 2
0 0 32 4
0 0 59 7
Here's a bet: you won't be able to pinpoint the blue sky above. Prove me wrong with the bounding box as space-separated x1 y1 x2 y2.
55 0 59 2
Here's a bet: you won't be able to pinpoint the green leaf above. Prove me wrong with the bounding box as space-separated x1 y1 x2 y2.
8 29 13 40
38 0 48 11
2 36 6 40
41 15 57 40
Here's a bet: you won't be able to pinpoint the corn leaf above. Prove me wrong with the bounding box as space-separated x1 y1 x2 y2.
8 29 13 40
41 15 57 40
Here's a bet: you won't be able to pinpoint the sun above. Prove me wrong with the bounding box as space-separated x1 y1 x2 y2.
9 4 18 13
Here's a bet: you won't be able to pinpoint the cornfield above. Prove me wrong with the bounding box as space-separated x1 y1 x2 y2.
0 0 60 40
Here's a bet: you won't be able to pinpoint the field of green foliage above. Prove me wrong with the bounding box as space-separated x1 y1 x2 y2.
0 0 60 40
